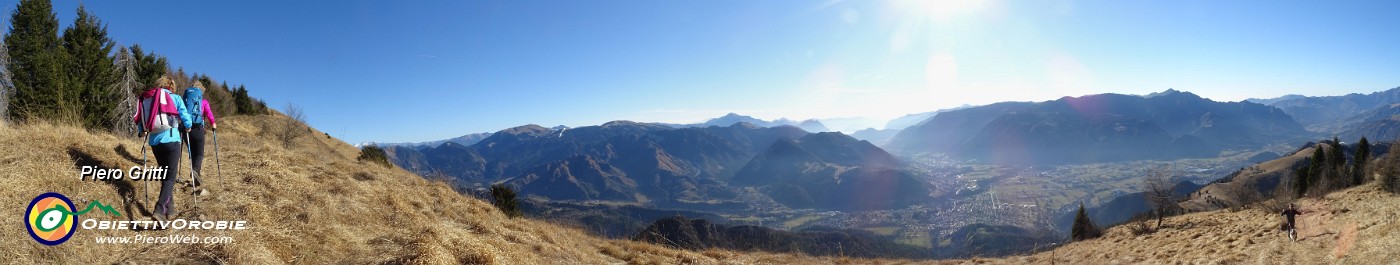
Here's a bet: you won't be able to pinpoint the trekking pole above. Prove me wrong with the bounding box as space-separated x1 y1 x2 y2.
183 131 200 215
140 143 149 207
213 128 221 188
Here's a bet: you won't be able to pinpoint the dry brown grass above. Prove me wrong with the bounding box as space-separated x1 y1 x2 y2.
0 115 838 264
997 183 1400 265
3 115 1397 264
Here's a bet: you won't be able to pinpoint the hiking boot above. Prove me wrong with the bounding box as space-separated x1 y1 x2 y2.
194 188 211 197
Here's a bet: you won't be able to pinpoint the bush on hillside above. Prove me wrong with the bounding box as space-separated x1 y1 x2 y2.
357 145 392 168
1384 165 1400 194
1378 140 1400 194
1125 213 1154 236
491 184 522 218
276 103 306 148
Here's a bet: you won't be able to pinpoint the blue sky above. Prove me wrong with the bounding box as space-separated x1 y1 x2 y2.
26 0 1400 143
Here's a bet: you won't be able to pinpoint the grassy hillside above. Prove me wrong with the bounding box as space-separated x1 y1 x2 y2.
3 114 1397 264
0 115 827 264
1009 184 1400 264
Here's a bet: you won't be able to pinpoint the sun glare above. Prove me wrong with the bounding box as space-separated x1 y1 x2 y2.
891 0 989 21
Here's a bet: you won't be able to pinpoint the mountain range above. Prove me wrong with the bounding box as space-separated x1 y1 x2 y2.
1262 87 1400 129
1253 86 1400 141
383 87 1400 213
386 120 928 210
366 132 495 149
670 113 833 133
883 104 976 131
886 89 1310 164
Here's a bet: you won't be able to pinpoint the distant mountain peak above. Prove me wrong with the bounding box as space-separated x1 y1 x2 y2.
602 120 643 127
500 124 551 135
729 122 760 129
720 113 748 119
1146 88 1201 99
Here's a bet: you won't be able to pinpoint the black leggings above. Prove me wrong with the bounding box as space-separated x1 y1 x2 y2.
189 124 207 186
152 142 181 217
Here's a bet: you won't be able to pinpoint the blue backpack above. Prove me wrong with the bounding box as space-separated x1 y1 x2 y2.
184 87 206 125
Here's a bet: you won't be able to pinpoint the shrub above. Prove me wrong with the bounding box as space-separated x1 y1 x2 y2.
357 145 392 168
1384 168 1400 194
490 184 521 218
1379 140 1400 194
1126 213 1154 236
276 103 306 148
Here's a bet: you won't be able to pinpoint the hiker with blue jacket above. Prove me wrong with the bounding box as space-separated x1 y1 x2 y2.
132 76 192 222
183 81 218 191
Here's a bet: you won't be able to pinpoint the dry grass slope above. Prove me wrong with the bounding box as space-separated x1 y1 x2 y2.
1001 184 1400 264
0 115 823 264
2 115 1396 264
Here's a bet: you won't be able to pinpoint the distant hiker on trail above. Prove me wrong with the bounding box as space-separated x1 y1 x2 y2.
1281 204 1303 241
133 76 192 222
183 81 217 193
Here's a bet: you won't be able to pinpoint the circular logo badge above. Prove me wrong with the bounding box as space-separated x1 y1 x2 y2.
26 192 77 246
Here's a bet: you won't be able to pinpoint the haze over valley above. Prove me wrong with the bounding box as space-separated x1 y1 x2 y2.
372 86 1400 258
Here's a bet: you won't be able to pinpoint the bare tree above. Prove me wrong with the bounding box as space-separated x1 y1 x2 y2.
1142 167 1180 229
277 103 307 148
1223 178 1262 212
111 47 139 135
0 35 12 124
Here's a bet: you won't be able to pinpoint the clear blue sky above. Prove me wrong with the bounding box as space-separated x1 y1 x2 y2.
26 0 1400 143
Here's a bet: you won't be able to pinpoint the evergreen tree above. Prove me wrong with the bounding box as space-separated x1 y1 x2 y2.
1070 203 1100 241
1295 147 1325 197
1293 163 1311 198
62 5 119 130
232 85 248 114
6 0 72 122
198 74 234 117
1353 137 1370 186
1329 137 1345 188
356 145 393 168
490 184 522 218
128 44 167 89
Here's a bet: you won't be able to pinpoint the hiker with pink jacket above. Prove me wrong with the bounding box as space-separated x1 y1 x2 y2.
132 76 192 222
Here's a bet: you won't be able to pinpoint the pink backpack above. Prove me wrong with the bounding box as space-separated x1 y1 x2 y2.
133 88 181 134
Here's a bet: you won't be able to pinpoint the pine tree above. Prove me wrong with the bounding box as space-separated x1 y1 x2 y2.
232 85 248 114
490 184 522 218
233 84 259 115
6 0 72 122
1328 137 1346 189
62 5 119 130
128 44 167 89
1352 137 1370 186
356 145 393 168
1071 203 1099 241
1295 147 1325 197
199 74 235 117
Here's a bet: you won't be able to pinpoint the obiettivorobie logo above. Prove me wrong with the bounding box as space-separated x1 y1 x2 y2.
25 192 120 245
